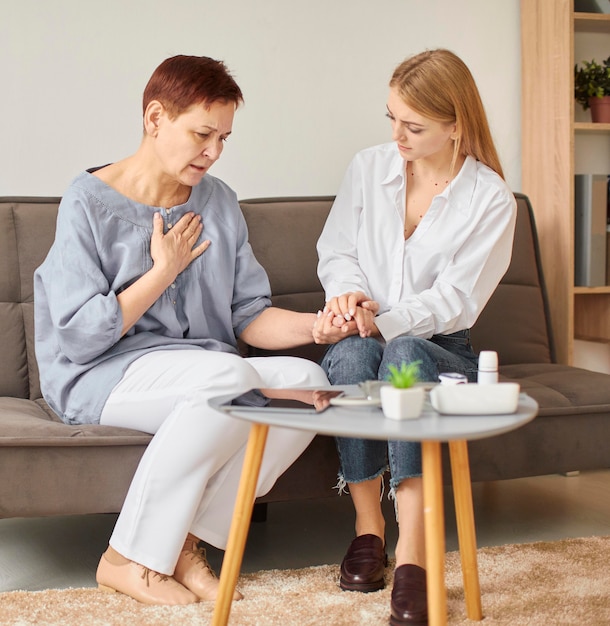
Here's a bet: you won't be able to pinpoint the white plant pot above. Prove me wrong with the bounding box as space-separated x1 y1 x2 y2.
380 385 425 420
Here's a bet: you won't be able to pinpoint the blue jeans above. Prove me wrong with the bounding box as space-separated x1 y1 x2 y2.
320 331 478 490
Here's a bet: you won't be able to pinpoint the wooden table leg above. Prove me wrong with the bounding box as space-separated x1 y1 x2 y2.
448 440 483 621
212 423 269 626
422 440 447 626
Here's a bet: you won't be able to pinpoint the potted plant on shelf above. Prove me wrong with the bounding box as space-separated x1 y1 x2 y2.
379 360 425 420
574 56 610 123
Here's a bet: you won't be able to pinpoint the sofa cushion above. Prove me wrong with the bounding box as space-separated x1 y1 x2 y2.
500 363 610 416
0 397 151 447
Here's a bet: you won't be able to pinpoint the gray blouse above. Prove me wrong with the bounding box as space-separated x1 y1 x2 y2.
34 170 271 425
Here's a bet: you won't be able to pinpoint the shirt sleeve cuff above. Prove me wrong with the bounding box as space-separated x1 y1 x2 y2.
375 311 407 342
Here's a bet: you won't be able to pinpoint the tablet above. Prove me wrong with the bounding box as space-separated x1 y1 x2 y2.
216 388 344 414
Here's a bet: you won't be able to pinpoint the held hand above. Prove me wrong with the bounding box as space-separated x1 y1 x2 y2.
325 291 371 322
150 212 210 280
323 294 380 338
361 300 380 315
313 308 359 344
352 304 379 338
328 303 379 338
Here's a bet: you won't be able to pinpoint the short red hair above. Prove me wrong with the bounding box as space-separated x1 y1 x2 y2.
142 55 243 119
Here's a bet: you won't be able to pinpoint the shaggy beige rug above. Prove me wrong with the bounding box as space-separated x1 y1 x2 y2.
1 536 608 625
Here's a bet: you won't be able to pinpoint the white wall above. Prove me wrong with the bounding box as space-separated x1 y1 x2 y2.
0 0 521 198
5 1 610 373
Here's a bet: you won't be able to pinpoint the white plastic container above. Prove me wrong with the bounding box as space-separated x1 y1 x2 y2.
477 351 499 384
430 382 520 415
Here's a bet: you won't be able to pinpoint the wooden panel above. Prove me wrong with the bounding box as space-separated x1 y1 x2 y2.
574 287 610 294
574 294 610 342
521 0 574 364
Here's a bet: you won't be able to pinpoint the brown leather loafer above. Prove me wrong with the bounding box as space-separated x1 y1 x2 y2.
339 534 387 592
390 564 428 625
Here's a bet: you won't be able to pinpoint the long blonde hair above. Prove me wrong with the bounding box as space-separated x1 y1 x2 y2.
390 49 504 179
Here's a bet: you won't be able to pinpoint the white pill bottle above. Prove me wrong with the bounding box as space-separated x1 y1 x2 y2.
477 350 499 385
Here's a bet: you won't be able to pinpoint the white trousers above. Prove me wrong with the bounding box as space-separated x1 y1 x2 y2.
100 349 328 575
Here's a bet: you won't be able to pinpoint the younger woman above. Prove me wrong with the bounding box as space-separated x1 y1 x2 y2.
314 49 517 625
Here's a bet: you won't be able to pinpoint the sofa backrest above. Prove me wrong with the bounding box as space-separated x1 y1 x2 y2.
0 197 61 400
0 192 554 402
240 196 336 362
241 193 555 366
471 193 554 364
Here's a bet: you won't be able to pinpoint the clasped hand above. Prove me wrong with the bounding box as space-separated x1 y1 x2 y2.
150 212 210 280
313 291 380 344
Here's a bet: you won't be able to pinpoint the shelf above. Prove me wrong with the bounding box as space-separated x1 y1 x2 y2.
574 290 610 341
574 12 610 33
574 333 610 343
574 122 610 131
574 286 610 294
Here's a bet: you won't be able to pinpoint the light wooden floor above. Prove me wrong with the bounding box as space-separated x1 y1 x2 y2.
0 470 609 593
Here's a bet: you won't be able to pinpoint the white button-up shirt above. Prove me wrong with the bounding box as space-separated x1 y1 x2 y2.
317 142 517 342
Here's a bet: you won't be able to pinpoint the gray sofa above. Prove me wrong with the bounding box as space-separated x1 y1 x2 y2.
1 193 609 521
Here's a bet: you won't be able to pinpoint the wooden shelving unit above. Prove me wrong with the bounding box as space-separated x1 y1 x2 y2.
574 11 610 33
575 122 610 131
521 0 610 364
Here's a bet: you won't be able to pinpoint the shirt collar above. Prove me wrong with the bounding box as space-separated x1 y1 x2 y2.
440 155 478 215
381 143 406 186
380 146 479 216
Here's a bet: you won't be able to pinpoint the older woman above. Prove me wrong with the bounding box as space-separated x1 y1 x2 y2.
34 55 328 606
314 49 517 625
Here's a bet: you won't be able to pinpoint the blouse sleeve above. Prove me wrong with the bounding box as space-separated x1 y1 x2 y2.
230 201 272 337
34 188 123 364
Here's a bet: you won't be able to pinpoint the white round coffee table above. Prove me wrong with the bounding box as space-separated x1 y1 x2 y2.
209 386 538 626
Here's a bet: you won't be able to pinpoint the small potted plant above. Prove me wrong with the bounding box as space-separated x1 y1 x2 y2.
574 56 610 123
380 360 425 420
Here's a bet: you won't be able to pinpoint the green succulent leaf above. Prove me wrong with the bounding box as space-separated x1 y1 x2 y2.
386 360 422 389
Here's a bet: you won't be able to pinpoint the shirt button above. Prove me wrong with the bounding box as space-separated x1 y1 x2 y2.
167 223 173 229
171 283 176 289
